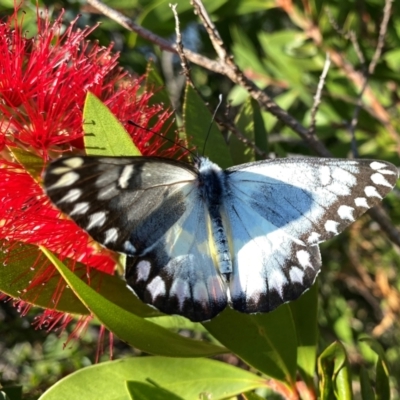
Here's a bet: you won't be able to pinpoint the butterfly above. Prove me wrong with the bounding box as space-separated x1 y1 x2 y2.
43 155 398 322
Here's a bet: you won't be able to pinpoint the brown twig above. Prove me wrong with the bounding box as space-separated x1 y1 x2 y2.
348 0 393 158
309 53 331 136
169 3 192 85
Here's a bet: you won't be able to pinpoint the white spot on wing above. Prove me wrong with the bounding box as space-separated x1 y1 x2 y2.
325 220 339 234
297 250 311 268
370 161 387 170
124 241 137 254
51 166 73 175
319 166 332 186
104 228 119 244
170 278 190 310
58 188 82 203
86 211 107 229
63 157 84 168
70 202 89 215
365 186 382 198
355 197 369 208
193 281 208 304
337 205 355 221
371 173 392 188
147 276 166 301
307 232 320 244
50 171 80 189
268 269 287 297
289 267 304 284
377 169 397 175
118 165 134 189
136 260 151 282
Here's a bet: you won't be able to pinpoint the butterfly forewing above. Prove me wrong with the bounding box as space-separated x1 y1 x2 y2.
224 158 398 312
44 156 197 256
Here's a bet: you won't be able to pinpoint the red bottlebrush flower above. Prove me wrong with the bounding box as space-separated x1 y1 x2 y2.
0 6 177 334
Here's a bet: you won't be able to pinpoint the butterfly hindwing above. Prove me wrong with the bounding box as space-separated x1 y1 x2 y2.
223 158 398 312
125 197 227 321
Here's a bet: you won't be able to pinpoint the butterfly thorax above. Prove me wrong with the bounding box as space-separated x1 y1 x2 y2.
195 157 232 278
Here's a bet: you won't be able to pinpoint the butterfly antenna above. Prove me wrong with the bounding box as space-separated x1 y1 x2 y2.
127 120 196 158
202 94 223 156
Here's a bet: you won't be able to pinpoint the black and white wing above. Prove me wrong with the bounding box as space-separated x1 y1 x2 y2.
44 156 227 321
222 158 398 313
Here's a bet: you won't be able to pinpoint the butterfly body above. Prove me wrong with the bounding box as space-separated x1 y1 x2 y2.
44 155 398 322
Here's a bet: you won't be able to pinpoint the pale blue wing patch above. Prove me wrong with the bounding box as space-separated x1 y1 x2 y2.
222 199 321 312
226 158 399 246
125 192 228 322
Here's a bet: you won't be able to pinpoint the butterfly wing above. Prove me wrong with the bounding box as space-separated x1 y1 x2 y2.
223 158 398 313
44 156 227 321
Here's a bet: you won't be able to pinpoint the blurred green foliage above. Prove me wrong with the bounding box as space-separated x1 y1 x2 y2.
0 0 399 398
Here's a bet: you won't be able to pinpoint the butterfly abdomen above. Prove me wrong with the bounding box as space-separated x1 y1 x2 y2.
195 157 232 276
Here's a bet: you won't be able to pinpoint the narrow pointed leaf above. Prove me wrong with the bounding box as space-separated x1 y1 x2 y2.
83 92 140 156
42 247 226 357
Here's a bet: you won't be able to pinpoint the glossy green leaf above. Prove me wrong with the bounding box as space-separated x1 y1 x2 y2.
0 241 89 315
10 147 44 182
183 84 232 168
230 96 256 164
359 338 390 400
145 62 182 145
39 357 266 400
230 97 268 164
359 366 374 400
126 381 184 400
289 282 318 387
318 341 353 400
42 247 226 357
204 306 297 386
0 241 159 318
83 92 140 156
0 386 22 400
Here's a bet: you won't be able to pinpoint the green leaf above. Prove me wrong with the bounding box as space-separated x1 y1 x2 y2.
126 381 184 400
289 282 318 387
83 92 140 156
183 84 232 168
318 341 353 400
10 147 44 182
0 386 22 400
145 62 182 146
230 96 256 164
0 241 89 315
359 337 390 400
39 357 266 400
41 247 226 357
204 306 297 386
359 366 375 400
0 241 159 318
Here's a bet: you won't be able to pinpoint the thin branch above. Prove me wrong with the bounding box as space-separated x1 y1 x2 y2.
169 3 192 85
349 0 393 157
309 53 331 136
190 0 229 63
